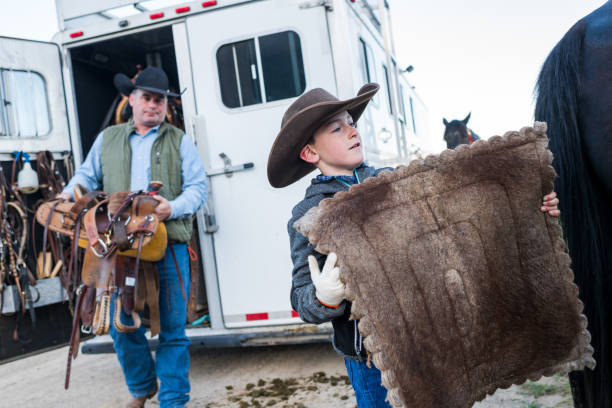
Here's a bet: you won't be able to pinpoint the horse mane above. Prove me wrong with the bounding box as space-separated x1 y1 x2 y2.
535 17 611 403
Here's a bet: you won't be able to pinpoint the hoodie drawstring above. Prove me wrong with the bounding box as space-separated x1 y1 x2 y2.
333 168 361 189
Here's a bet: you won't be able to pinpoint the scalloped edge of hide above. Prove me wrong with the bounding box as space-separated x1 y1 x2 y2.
295 122 595 408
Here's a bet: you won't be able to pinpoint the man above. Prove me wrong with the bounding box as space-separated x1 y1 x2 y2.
59 66 208 408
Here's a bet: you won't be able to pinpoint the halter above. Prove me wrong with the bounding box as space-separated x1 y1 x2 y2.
467 128 475 144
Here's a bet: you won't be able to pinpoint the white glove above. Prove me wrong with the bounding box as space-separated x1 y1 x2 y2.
308 252 345 308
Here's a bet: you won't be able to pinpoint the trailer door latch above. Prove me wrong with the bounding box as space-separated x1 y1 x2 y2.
299 0 332 11
207 153 254 177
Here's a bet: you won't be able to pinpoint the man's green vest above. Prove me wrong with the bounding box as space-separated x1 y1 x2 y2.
100 120 193 243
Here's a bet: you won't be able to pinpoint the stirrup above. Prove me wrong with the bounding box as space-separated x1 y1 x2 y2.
113 296 141 333
92 292 111 335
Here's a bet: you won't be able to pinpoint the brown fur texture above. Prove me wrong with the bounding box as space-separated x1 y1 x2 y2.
295 123 595 408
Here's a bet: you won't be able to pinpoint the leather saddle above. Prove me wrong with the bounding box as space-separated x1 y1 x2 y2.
36 186 167 262
35 184 168 389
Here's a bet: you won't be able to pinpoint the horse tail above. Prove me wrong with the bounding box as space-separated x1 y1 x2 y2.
536 19 610 407
535 20 594 283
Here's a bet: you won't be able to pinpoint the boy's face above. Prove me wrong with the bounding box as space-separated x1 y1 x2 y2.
300 111 363 176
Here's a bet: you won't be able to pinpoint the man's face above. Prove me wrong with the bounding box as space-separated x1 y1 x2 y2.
310 111 363 174
129 89 167 129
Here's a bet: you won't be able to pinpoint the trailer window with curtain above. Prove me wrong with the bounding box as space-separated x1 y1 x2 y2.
216 31 305 109
0 69 51 138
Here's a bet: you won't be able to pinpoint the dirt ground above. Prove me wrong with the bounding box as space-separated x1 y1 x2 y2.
0 342 573 408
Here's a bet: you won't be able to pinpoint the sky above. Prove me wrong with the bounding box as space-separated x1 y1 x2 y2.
0 0 606 153
387 0 604 151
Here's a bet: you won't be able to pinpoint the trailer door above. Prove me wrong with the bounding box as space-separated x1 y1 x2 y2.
186 1 335 328
0 37 70 153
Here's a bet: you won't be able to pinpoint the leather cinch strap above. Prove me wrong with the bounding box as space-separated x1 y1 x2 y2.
143 262 160 337
65 285 86 390
169 245 187 304
42 200 63 281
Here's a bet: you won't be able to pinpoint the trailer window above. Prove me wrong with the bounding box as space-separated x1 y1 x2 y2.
399 84 407 124
217 39 262 108
217 31 305 109
409 96 417 133
0 69 51 138
358 38 372 83
382 64 393 115
259 31 305 102
357 38 378 106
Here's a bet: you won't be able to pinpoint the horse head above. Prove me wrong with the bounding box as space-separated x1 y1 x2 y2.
443 112 474 149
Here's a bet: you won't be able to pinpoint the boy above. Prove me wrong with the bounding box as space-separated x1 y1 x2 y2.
267 83 559 407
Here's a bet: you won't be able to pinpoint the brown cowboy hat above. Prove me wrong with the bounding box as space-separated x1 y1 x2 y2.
267 83 379 188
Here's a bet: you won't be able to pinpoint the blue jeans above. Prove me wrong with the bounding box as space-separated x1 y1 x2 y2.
110 244 191 408
345 358 392 408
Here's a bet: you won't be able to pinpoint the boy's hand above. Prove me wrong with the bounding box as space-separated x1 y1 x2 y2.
308 252 345 308
541 192 560 217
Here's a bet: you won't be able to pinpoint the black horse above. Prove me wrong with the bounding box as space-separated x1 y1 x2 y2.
535 2 612 407
442 113 480 149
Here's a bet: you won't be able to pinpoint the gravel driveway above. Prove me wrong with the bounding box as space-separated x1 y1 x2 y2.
0 342 573 407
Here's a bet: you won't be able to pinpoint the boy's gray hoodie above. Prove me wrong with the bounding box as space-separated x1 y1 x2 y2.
287 164 388 360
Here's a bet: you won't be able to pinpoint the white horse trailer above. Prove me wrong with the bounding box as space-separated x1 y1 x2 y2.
0 0 428 356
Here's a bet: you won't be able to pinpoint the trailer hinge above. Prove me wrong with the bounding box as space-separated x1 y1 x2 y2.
299 0 333 11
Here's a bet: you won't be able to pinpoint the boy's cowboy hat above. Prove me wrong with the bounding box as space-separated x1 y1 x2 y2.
113 66 182 97
267 83 379 188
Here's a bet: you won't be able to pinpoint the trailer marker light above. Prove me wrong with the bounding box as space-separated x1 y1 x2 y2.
69 31 83 38
176 6 191 13
202 1 217 7
291 311 299 318
150 12 164 19
246 312 268 321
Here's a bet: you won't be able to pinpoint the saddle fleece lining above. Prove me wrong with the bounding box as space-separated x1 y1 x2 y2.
295 122 595 408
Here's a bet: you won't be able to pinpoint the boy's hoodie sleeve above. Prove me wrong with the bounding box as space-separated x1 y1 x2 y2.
288 210 347 324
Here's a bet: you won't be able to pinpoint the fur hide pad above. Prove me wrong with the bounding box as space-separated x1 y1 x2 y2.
294 122 595 408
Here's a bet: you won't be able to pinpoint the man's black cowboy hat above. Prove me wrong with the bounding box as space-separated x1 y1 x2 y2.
267 83 379 188
113 66 182 98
